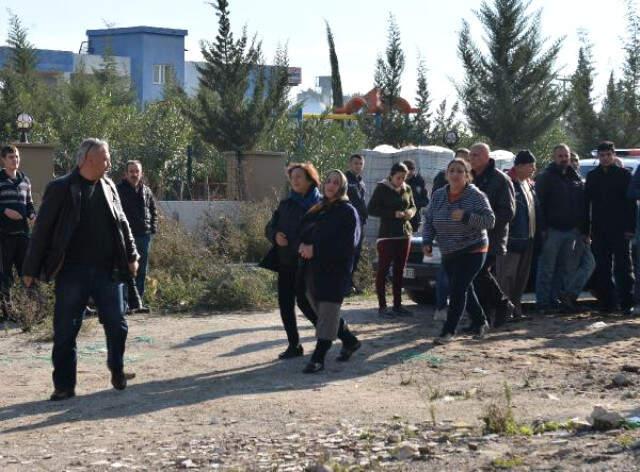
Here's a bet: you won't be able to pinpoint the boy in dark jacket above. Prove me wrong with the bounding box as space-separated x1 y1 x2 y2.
345 153 367 293
468 143 516 327
496 151 537 319
0 145 36 320
403 159 429 232
586 141 636 314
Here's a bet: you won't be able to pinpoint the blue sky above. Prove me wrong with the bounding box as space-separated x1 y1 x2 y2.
0 0 631 106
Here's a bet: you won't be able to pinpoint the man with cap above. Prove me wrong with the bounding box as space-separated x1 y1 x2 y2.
496 150 537 319
586 141 636 315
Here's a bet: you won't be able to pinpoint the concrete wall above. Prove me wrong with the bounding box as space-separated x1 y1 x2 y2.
224 151 288 201
14 143 55 203
157 200 242 235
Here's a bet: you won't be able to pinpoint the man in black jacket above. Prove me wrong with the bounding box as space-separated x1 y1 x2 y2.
23 138 139 401
345 154 367 293
432 148 470 196
586 141 636 314
117 160 157 311
0 145 36 320
403 159 429 232
535 144 588 313
469 143 516 327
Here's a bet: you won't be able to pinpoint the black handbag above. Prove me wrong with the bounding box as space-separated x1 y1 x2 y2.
258 245 280 272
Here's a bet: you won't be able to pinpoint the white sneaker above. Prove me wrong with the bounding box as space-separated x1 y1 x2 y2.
433 308 448 321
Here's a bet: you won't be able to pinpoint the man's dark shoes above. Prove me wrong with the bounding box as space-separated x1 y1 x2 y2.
49 389 75 401
392 306 413 317
558 293 578 313
111 370 135 390
278 344 303 360
302 362 324 374
337 340 362 362
132 306 151 314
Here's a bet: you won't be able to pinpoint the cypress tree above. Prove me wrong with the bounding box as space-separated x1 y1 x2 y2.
325 21 344 109
566 41 598 157
599 72 626 144
457 0 564 148
411 58 431 145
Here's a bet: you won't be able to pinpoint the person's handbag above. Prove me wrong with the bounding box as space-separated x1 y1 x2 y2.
258 245 279 272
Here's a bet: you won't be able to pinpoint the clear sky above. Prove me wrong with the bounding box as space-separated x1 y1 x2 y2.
0 0 631 106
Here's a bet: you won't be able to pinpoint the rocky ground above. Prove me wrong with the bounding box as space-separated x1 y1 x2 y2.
1 298 640 471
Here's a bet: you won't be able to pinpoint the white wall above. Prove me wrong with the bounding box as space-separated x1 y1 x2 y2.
158 200 242 235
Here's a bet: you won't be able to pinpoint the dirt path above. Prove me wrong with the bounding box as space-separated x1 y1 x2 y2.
1 299 639 471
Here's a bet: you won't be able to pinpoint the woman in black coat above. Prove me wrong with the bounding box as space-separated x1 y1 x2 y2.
265 163 323 359
298 170 362 373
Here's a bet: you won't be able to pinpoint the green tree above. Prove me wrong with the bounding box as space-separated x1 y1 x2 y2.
617 0 640 145
188 0 290 153
430 99 462 145
457 0 565 148
566 39 598 157
325 21 344 109
598 72 626 144
411 57 431 144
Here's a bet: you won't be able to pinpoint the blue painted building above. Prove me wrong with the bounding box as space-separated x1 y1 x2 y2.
87 26 187 104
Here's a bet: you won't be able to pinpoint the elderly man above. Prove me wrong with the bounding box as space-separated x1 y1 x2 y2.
23 138 139 401
468 143 516 328
535 144 588 314
117 160 157 312
586 141 636 315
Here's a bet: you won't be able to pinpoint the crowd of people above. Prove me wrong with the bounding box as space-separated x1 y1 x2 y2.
3 136 640 399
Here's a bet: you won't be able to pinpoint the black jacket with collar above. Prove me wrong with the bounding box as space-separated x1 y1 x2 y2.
23 168 139 282
116 180 158 236
471 159 516 256
345 170 367 225
535 162 586 234
585 164 636 236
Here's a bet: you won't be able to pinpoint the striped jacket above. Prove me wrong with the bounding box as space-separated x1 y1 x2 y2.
422 184 495 256
0 169 35 235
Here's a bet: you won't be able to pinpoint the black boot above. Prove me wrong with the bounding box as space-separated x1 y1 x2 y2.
278 344 303 359
303 339 332 373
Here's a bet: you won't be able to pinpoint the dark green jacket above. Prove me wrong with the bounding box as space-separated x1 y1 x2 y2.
367 180 416 238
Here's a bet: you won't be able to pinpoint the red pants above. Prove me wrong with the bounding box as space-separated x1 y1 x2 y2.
375 238 411 309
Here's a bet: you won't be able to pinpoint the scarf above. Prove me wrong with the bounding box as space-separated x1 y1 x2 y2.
290 187 321 212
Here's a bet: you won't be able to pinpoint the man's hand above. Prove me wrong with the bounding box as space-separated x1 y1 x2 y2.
298 244 314 260
625 232 635 240
129 261 139 276
451 209 465 221
395 210 406 219
23 276 34 288
4 208 22 221
423 245 433 257
583 235 591 244
275 232 288 247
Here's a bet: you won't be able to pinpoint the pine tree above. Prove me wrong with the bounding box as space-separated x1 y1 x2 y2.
599 72 626 144
325 21 344 109
566 40 598 157
189 0 290 153
430 99 462 145
412 57 431 144
6 13 37 75
457 0 564 148
619 0 640 145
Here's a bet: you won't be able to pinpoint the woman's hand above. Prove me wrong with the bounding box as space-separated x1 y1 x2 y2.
299 243 314 260
451 209 465 221
275 232 288 247
423 245 433 257
4 208 23 221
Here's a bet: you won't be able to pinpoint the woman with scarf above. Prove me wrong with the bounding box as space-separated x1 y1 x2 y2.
298 170 362 373
265 163 323 359
367 162 417 316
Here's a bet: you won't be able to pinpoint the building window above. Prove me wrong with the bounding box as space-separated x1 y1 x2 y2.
153 64 173 85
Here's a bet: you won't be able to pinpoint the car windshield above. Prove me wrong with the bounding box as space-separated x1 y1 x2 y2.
578 165 596 178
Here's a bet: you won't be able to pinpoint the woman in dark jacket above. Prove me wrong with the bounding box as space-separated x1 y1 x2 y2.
298 170 362 373
367 162 416 316
265 163 322 359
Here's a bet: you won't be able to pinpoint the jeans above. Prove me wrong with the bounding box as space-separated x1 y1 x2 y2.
564 237 596 298
592 231 635 310
435 265 449 310
375 238 411 309
442 251 487 335
52 264 128 391
0 234 29 300
134 234 152 298
535 228 577 308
